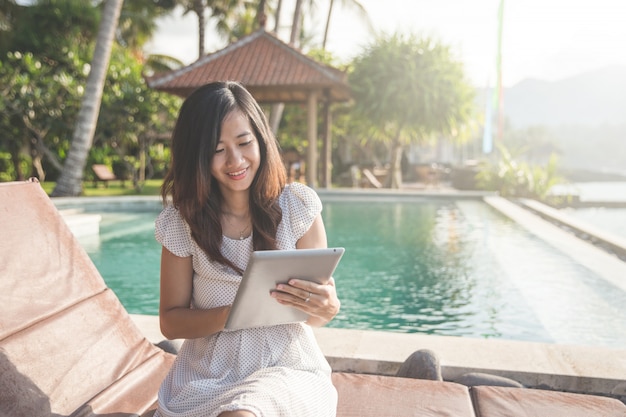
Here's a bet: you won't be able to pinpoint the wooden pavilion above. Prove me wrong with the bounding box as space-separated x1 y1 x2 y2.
147 29 351 188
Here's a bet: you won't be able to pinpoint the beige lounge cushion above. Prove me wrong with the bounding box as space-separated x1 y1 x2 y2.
0 180 174 416
472 385 626 417
332 372 476 417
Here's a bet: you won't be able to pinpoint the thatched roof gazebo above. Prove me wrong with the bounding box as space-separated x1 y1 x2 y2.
147 29 351 188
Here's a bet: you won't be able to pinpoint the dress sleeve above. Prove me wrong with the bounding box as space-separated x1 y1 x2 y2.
155 205 193 257
282 182 323 241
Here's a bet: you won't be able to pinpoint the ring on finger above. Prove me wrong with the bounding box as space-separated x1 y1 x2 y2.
304 291 311 303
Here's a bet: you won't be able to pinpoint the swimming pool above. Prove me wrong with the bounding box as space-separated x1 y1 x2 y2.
68 193 626 349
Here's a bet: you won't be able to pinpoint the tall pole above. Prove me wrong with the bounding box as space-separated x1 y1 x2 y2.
482 0 505 155
306 91 318 187
495 0 505 146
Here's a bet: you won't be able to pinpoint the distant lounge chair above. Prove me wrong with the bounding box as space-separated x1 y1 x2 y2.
92 163 117 187
361 168 383 188
2 179 625 417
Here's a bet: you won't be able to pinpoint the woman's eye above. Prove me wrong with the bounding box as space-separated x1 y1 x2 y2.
240 140 253 147
215 148 224 154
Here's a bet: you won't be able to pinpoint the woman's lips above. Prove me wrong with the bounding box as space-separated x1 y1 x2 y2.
228 167 248 179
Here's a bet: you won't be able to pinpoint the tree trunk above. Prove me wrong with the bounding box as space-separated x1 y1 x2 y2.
269 103 284 134
52 0 123 197
10 144 24 181
256 0 266 28
270 0 303 136
196 0 205 58
32 156 45 182
290 0 303 44
322 0 335 48
388 133 404 189
273 0 282 32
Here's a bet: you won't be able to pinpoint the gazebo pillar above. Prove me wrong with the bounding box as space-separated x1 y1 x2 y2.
306 91 318 187
322 90 332 189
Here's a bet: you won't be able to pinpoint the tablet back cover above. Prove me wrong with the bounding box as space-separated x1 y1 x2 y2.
224 247 344 330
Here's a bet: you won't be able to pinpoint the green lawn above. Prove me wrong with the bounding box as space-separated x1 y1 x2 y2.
40 179 163 197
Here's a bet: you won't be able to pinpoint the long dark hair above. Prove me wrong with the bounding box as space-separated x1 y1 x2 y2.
161 81 286 273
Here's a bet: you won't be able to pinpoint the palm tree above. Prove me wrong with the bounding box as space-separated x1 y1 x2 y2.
176 0 243 59
350 34 475 188
0 0 17 36
265 0 370 133
272 0 282 32
179 0 208 58
52 0 124 197
118 0 183 75
117 0 178 51
267 0 306 134
322 0 371 48
227 1 269 39
290 0 304 44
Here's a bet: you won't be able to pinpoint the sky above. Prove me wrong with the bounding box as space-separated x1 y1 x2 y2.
145 0 626 88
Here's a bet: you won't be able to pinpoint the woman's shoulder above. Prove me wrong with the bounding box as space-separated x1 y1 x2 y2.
156 203 182 225
281 181 320 205
279 182 322 225
155 204 193 256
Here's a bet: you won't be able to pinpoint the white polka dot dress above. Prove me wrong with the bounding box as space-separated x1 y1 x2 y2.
153 182 337 417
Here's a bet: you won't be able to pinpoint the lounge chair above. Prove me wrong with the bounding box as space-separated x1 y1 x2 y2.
92 163 117 187
1 179 174 416
361 168 383 189
1 179 625 417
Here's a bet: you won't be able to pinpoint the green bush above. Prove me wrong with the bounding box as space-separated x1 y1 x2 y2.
112 157 135 181
0 152 31 182
476 144 563 201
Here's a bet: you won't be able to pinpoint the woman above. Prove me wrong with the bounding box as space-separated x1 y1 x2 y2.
154 81 340 417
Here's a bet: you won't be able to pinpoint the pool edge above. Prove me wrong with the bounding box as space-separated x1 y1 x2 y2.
130 314 626 400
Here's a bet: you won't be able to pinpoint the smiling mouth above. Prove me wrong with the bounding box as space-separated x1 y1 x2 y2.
228 168 247 177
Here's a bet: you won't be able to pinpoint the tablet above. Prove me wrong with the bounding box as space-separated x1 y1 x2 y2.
224 247 345 330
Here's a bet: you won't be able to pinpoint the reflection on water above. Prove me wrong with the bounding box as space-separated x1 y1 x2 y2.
323 201 549 342
321 200 626 348
80 199 626 349
84 211 162 314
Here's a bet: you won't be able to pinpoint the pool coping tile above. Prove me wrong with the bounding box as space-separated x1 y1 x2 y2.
130 314 626 399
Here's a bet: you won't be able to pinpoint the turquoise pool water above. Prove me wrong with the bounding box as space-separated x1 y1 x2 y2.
77 197 626 349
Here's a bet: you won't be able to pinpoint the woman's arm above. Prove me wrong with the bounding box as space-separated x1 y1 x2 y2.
296 212 328 250
159 247 230 339
272 214 341 327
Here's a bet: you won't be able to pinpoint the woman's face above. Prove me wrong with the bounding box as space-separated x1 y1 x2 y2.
210 110 261 196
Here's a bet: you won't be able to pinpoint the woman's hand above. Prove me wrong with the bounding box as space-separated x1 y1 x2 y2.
286 213 340 326
271 277 340 327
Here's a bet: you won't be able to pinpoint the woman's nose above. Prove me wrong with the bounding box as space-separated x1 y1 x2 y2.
225 148 243 166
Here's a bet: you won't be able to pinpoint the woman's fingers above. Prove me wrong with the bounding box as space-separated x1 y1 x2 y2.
273 279 326 306
272 278 339 325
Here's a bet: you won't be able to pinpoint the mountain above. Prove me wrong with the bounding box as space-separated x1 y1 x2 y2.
475 65 626 178
502 65 626 128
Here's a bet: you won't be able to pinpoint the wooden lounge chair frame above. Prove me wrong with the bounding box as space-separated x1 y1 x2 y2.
92 163 117 187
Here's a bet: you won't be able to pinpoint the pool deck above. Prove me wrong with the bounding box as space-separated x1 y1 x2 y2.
130 314 626 401
55 187 626 403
